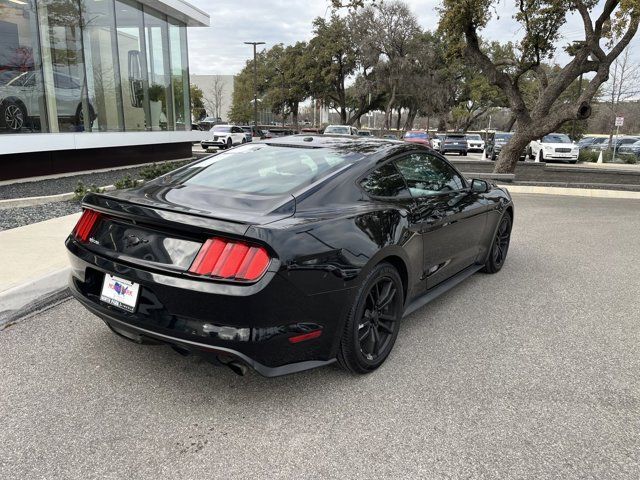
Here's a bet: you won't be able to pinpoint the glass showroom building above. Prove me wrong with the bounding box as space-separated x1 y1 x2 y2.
0 0 208 179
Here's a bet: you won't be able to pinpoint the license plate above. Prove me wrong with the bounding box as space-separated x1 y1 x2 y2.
100 274 140 313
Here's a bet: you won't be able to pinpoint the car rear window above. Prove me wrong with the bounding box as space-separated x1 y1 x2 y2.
405 132 428 139
183 144 362 195
325 126 350 135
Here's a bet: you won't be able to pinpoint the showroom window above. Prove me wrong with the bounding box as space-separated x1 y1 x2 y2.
37 0 87 132
169 19 189 130
1 0 191 134
0 1 47 134
115 0 149 131
143 6 173 130
81 0 124 131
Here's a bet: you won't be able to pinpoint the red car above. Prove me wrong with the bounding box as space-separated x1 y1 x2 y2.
403 130 432 147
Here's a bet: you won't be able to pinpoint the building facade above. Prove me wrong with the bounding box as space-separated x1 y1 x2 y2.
0 0 208 180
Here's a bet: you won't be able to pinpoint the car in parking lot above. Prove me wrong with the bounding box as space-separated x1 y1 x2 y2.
324 125 359 136
582 137 609 151
403 130 431 147
197 117 222 131
617 139 640 158
528 133 579 163
431 134 445 150
201 125 247 149
1 69 94 132
358 130 373 137
440 133 468 155
466 133 485 152
66 136 514 377
485 132 526 161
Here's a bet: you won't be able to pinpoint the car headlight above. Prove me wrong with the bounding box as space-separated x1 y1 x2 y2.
543 145 553 151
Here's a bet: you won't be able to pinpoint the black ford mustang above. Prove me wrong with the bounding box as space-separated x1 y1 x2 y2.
66 136 514 377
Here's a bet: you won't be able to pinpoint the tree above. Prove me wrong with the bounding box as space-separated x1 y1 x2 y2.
203 76 225 120
355 1 422 129
190 84 205 121
307 14 359 124
439 0 640 173
601 47 640 146
229 51 270 124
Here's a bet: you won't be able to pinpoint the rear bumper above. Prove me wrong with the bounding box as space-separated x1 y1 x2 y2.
66 238 354 376
441 146 467 153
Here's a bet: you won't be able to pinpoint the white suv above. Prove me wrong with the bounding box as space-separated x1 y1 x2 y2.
466 133 485 153
528 133 579 163
0 70 92 132
324 125 358 136
201 125 248 149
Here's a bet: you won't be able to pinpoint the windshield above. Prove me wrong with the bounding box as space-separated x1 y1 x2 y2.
542 133 571 144
467 134 481 140
404 132 428 139
0 70 26 85
183 144 361 195
325 126 350 135
211 126 232 133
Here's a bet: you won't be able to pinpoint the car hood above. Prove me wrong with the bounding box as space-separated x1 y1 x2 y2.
541 142 576 149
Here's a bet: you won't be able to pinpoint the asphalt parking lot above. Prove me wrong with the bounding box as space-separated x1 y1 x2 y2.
1 193 639 479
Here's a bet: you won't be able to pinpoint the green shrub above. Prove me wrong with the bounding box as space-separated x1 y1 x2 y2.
73 181 104 201
139 160 191 181
617 153 638 164
578 149 613 163
114 174 140 189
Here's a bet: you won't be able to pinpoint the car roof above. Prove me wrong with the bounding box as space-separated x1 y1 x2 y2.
262 134 407 156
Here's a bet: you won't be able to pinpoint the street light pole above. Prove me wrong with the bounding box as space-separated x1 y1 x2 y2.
244 41 265 131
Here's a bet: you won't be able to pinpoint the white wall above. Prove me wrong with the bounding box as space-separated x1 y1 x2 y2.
190 74 235 122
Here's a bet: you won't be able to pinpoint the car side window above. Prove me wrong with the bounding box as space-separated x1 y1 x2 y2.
360 162 410 198
394 153 465 197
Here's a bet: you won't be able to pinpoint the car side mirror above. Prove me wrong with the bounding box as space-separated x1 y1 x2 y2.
471 179 490 193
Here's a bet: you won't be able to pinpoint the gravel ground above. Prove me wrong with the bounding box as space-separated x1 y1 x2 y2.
1 193 639 479
0 201 81 231
0 159 194 200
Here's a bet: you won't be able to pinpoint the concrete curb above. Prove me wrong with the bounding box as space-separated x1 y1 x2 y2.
0 185 116 209
499 184 640 199
0 268 71 329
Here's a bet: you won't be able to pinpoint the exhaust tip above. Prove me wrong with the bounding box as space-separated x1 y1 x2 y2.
226 361 248 376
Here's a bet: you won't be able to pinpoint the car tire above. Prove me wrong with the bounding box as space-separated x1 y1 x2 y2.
538 150 544 162
337 262 404 374
226 138 232 149
1 100 27 132
527 147 534 159
569 160 577 164
75 104 95 130
482 212 512 274
242 138 247 144
491 151 497 161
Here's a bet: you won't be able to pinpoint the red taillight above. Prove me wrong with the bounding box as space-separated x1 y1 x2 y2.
189 237 270 281
72 209 102 242
288 330 322 344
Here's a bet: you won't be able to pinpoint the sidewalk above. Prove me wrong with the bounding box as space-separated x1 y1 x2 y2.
0 212 80 323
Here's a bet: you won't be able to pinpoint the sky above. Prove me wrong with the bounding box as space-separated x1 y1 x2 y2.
186 0 640 76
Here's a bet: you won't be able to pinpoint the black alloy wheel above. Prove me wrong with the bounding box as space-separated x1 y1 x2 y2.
482 212 512 273
2 101 26 132
338 263 403 374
